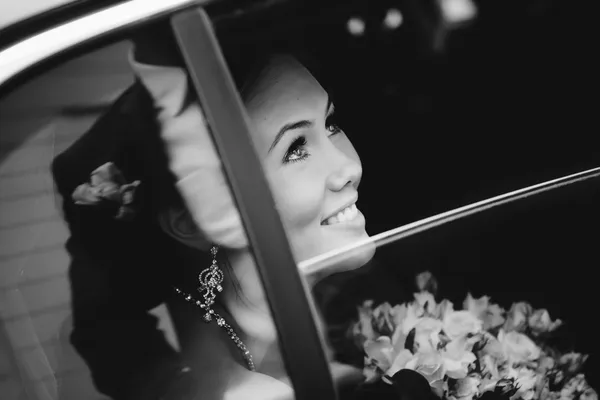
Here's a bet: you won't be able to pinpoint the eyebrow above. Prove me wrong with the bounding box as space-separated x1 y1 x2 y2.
268 96 332 153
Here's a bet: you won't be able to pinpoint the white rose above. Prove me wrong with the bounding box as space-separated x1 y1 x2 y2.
391 303 408 327
508 368 537 400
386 348 417 378
441 336 478 379
413 317 444 354
451 375 481 400
443 352 477 380
537 355 556 373
433 299 454 320
412 352 446 385
443 311 483 340
373 302 395 335
402 302 424 335
559 352 589 374
463 294 506 331
482 303 506 331
364 328 411 377
479 332 505 361
503 302 532 332
414 291 437 315
498 330 541 363
463 293 490 319
528 308 562 336
396 351 447 390
561 374 588 398
364 336 394 371
390 326 407 354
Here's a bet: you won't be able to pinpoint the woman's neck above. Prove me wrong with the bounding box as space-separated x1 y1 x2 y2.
222 250 279 360
220 249 329 378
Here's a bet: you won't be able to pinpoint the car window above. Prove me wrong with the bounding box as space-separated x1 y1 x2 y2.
209 0 600 398
0 14 310 399
302 167 600 398
1 38 136 400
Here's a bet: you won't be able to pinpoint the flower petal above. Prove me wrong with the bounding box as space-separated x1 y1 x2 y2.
364 337 394 370
392 304 408 327
120 181 141 205
463 293 490 319
92 162 126 185
72 183 102 205
387 349 415 377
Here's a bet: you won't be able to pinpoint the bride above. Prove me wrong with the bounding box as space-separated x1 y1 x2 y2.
53 27 375 400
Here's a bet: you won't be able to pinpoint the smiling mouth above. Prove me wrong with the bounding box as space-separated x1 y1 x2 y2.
322 203 359 225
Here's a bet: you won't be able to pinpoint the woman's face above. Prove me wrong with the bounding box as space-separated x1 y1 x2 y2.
243 55 372 266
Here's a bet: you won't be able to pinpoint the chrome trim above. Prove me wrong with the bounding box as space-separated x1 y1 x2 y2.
0 0 200 86
299 166 600 274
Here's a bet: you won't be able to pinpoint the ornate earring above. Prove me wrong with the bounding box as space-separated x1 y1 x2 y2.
197 245 224 322
173 246 255 370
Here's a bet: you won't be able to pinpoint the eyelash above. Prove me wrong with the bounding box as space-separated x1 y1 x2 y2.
325 113 342 136
284 136 309 164
283 112 343 164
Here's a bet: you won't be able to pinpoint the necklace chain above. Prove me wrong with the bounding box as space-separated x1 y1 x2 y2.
174 287 255 371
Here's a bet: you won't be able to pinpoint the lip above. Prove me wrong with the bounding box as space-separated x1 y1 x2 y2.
322 209 365 230
320 194 359 225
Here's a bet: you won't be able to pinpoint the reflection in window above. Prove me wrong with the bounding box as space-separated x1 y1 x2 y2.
0 41 134 399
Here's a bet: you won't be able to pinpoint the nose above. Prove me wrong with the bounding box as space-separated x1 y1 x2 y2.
325 143 362 192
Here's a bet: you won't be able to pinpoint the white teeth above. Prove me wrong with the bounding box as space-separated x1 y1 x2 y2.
324 204 359 225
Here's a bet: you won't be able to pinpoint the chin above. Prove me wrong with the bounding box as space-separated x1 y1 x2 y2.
335 232 376 271
308 231 376 278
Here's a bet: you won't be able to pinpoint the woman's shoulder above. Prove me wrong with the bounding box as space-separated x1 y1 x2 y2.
168 298 293 398
223 369 294 400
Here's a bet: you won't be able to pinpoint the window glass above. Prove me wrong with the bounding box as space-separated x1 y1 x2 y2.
0 18 298 399
305 171 600 398
209 0 599 398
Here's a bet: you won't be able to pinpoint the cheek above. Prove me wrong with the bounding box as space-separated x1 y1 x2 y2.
268 173 324 230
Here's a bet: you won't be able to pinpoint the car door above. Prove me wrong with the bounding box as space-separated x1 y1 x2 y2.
0 1 332 399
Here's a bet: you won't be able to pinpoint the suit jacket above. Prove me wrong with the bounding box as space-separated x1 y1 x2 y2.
52 79 207 400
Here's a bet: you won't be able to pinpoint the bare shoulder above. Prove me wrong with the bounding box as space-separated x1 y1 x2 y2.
223 366 295 400
221 361 361 400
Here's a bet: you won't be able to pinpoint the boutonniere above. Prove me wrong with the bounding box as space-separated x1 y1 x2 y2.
72 162 141 221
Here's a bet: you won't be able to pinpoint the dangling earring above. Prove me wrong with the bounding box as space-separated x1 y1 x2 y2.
197 245 224 322
173 245 255 370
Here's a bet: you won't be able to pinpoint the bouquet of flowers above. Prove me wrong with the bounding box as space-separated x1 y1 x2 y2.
349 272 597 400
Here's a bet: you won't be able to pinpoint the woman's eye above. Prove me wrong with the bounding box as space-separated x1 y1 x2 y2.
326 114 342 136
284 136 310 164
